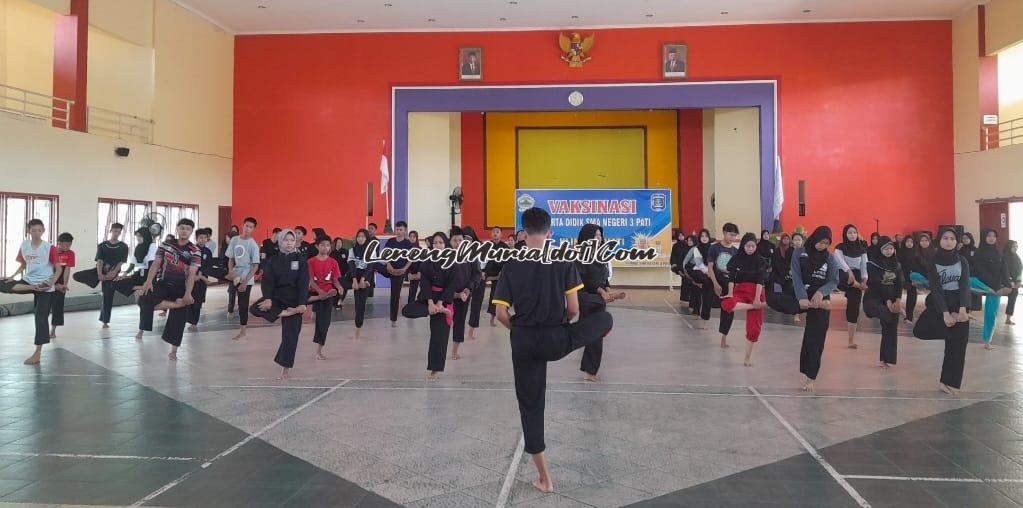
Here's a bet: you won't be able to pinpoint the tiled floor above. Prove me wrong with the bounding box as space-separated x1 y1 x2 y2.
0 285 1020 507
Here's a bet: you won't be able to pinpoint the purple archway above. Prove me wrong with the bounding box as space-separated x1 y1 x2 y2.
392 81 777 230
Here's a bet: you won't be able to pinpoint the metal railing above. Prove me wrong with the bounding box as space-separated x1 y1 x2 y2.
982 117 1023 150
0 83 74 128
87 106 154 144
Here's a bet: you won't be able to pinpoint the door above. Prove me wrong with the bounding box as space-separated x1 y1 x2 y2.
218 206 232 256
978 201 1010 249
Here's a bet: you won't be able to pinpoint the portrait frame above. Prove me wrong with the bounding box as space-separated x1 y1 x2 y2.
459 47 483 81
661 44 687 79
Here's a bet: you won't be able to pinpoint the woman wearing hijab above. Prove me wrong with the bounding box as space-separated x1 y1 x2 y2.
575 224 626 382
869 232 881 248
721 233 768 367
344 229 374 339
462 227 489 341
960 232 983 313
402 232 458 380
670 230 690 303
448 227 479 360
792 226 839 392
912 228 971 396
756 230 775 271
898 235 922 324
863 236 903 369
406 230 422 306
973 229 1013 348
1005 241 1021 326
770 234 794 292
250 229 309 380
682 230 713 317
834 224 869 350
331 237 349 310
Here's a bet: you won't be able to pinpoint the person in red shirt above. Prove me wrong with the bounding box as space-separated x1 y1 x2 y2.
307 235 342 360
50 232 76 338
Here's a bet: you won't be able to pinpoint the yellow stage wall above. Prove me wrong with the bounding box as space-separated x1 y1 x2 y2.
485 111 678 227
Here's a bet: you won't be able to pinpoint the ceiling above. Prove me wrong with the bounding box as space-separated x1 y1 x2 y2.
176 0 979 34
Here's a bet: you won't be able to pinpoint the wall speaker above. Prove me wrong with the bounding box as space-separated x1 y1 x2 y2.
798 180 806 217
115 147 130 157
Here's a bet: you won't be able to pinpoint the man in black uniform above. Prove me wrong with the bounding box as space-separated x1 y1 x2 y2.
492 208 613 494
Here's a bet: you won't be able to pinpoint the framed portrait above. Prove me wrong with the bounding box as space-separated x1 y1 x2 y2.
662 44 687 79
459 47 483 81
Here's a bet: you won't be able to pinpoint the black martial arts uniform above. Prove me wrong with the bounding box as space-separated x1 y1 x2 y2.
493 258 613 455
95 240 128 324
186 245 215 326
345 243 373 329
251 250 310 369
331 246 349 309
575 223 613 377
383 237 414 323
670 238 690 302
863 238 903 365
912 235 971 389
483 241 510 318
401 260 458 372
1006 245 1021 318
450 258 480 344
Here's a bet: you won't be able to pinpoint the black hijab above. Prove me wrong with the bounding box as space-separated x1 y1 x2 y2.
975 229 1003 284
804 226 833 271
134 227 153 263
869 235 898 270
916 232 935 263
352 228 370 259
933 228 960 266
836 224 865 257
960 232 977 258
731 233 762 272
577 223 602 243
756 230 774 258
696 228 712 258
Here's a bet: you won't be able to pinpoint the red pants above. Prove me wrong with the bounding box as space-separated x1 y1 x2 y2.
721 282 765 343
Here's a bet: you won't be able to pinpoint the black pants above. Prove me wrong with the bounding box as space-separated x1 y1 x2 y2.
905 286 918 321
99 280 116 324
512 311 614 454
913 298 970 389
700 278 719 321
840 269 864 324
353 288 368 328
468 282 486 328
229 284 252 325
186 281 207 326
32 291 53 346
864 297 898 364
312 299 333 344
799 305 830 380
452 297 469 343
403 301 451 372
139 283 188 347
50 290 66 327
1007 287 1018 317
274 315 303 368
407 279 420 305
579 293 606 376
687 278 702 314
486 280 500 316
970 293 983 312
388 275 404 322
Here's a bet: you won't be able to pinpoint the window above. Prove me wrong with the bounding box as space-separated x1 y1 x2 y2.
97 198 152 253
0 193 59 278
155 202 199 239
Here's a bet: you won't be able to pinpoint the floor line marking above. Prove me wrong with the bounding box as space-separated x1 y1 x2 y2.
0 452 198 462
130 379 350 507
205 385 333 390
750 386 871 508
495 435 525 508
662 298 694 329
841 474 1023 484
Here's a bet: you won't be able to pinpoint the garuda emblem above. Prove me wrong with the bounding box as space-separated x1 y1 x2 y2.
559 32 594 68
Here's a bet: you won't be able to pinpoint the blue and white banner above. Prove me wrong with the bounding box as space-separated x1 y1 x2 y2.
514 189 672 266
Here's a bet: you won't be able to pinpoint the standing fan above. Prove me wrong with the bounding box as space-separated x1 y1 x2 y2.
139 212 166 239
449 186 464 229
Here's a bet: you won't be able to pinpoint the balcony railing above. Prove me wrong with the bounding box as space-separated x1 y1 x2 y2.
87 106 154 144
982 117 1023 150
0 83 74 128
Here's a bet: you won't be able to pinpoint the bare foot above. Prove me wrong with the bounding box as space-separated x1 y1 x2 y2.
49 329 56 339
744 356 753 367
102 323 110 329
984 343 995 350
426 372 439 381
168 351 177 361
188 325 198 332
468 330 476 341
1007 318 1015 325
490 317 496 327
391 321 397 328
802 379 815 392
315 353 327 360
23 354 41 366
794 315 802 324
135 330 143 341
231 333 245 341
450 353 461 360
848 343 858 349
720 337 730 348
159 310 167 317
583 373 600 383
532 478 554 493
939 383 956 396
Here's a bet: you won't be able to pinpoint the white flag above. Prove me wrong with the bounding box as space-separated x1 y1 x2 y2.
379 153 389 195
772 155 784 221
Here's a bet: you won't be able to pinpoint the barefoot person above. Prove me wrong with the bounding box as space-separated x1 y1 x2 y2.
382 221 413 327
482 227 510 329
308 234 343 360
401 232 457 380
791 226 839 391
2 219 61 365
1005 241 1021 326
834 224 869 349
132 228 158 341
49 232 75 339
227 217 261 341
720 233 768 367
973 229 1013 349
345 229 374 339
186 228 217 332
912 228 971 396
95 223 129 329
250 229 309 380
863 236 903 369
138 219 201 361
575 224 625 382
706 223 739 346
493 208 614 493
448 227 478 360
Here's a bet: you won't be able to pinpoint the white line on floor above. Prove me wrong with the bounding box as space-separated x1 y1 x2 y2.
206 385 333 390
750 386 872 508
661 298 694 330
0 452 198 462
841 474 1023 484
496 435 525 508
130 380 350 507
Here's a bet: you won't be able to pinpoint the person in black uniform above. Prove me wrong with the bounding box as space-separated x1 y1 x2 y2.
95 223 129 328
575 224 626 382
344 229 374 339
483 227 511 328
260 227 281 272
382 221 414 327
447 227 478 360
402 232 458 380
406 230 421 306
863 236 903 369
492 208 614 494
912 228 971 396
462 227 488 340
186 228 218 332
250 229 309 380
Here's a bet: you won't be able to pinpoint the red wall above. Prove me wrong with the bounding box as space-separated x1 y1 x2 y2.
234 21 953 238
460 112 485 229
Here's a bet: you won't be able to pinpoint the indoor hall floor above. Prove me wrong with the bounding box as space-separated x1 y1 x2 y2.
0 286 1021 507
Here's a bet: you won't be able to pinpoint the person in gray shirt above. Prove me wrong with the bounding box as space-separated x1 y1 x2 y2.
227 217 261 341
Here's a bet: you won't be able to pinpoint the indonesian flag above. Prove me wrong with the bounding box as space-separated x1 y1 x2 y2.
772 155 784 221
380 150 389 196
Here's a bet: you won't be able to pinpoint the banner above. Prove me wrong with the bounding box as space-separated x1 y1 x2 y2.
514 188 672 266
